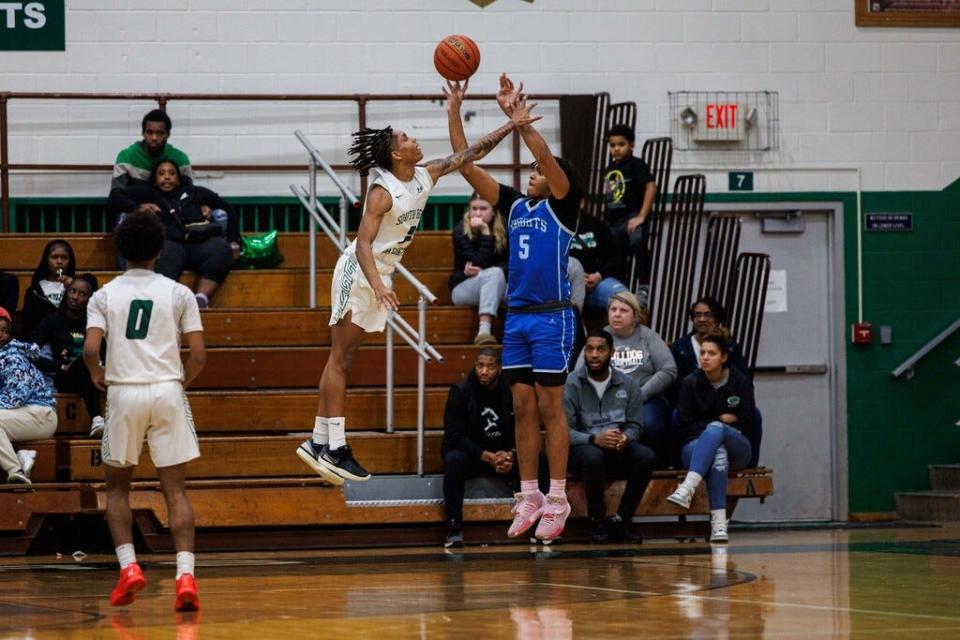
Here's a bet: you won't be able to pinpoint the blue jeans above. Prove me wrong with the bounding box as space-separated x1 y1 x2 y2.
681 422 752 510
584 277 627 313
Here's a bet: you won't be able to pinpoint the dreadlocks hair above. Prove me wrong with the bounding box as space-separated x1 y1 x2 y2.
349 126 395 177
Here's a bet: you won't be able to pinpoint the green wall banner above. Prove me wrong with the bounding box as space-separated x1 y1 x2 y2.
0 1 64 51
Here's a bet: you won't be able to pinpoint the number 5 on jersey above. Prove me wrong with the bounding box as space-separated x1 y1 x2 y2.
126 299 154 339
518 234 530 260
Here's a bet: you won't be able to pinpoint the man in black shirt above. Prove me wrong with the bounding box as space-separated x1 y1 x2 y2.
441 348 546 548
603 125 657 284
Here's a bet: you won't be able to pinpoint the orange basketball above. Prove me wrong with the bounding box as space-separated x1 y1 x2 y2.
434 35 480 82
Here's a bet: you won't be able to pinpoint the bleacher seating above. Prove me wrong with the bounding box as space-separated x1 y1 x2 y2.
0 231 773 552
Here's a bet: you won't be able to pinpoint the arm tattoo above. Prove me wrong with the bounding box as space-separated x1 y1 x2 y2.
427 121 516 177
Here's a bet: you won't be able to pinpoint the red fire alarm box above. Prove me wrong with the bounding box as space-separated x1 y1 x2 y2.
852 322 873 345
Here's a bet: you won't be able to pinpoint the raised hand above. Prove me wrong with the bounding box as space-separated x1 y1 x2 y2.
509 95 541 129
442 78 469 113
496 73 523 116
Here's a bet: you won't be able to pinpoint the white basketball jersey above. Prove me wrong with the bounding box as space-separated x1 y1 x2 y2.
343 166 433 271
87 269 203 384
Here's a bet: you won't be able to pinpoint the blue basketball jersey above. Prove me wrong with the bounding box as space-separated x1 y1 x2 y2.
501 186 577 309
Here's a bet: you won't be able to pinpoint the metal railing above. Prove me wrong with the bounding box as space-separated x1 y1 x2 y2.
891 317 960 380
0 90 568 232
291 131 443 476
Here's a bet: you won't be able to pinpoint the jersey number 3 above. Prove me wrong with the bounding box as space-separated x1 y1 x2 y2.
125 300 154 340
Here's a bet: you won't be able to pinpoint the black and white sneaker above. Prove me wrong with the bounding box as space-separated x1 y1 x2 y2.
296 440 345 486
318 444 371 482
444 520 464 549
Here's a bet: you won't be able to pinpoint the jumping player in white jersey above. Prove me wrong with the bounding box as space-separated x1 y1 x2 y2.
83 210 206 612
297 104 541 484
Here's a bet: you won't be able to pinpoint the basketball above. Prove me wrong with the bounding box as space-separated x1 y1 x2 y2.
433 35 480 82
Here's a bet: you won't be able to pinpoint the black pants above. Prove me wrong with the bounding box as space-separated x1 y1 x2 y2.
568 441 656 520
610 220 649 286
156 238 233 284
55 359 102 420
442 448 550 523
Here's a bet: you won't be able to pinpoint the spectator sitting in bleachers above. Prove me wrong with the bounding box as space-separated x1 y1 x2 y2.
670 296 761 467
108 159 239 308
576 291 676 464
0 270 18 321
448 193 508 345
441 348 547 548
568 213 628 315
19 239 76 340
30 274 104 439
667 334 754 544
602 125 656 294
565 329 655 544
0 309 57 485
111 109 192 192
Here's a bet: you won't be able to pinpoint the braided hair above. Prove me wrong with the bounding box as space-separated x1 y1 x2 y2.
349 126 394 177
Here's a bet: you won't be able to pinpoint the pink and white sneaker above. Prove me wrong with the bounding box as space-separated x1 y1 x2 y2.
534 494 571 542
507 491 544 538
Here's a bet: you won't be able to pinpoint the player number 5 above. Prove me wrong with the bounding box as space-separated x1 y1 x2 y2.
518 234 530 260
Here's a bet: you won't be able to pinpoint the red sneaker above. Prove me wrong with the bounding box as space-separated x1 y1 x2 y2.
174 574 200 612
110 563 147 606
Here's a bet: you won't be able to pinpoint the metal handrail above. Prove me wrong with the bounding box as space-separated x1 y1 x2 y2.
891 317 960 379
0 90 569 231
293 132 444 475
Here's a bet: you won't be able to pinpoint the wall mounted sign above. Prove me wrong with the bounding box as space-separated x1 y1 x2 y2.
856 0 960 27
0 1 64 51
729 171 754 191
865 213 913 231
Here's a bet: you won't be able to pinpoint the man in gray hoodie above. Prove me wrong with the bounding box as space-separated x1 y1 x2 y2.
564 329 656 544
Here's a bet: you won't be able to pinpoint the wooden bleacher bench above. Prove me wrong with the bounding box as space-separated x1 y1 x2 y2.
65 432 445 481
54 388 450 436
0 232 454 271
14 268 453 308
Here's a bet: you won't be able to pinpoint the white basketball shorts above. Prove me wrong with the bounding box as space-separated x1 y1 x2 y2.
101 381 200 469
329 252 394 333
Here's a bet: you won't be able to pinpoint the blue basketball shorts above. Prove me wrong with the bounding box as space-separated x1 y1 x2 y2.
502 306 575 385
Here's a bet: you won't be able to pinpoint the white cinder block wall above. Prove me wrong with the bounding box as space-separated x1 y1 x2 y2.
1 0 958 197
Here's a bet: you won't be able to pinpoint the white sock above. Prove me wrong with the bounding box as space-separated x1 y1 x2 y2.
328 417 346 449
711 508 727 525
312 416 329 446
478 320 492 335
176 551 195 579
116 543 136 569
682 471 703 492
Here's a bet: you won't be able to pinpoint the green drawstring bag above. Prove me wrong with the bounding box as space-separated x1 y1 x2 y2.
235 230 284 269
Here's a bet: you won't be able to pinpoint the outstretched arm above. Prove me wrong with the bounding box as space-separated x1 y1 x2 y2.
443 79 501 205
496 73 569 200
425 120 517 185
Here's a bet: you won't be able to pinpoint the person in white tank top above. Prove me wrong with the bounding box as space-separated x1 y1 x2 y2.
297 100 543 485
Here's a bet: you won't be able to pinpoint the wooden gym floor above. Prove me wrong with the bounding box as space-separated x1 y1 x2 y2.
1 525 958 639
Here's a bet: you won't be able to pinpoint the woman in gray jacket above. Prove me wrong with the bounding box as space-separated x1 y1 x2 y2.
602 291 676 463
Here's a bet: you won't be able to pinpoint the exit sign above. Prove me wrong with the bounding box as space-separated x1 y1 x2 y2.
729 171 754 191
693 102 746 142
